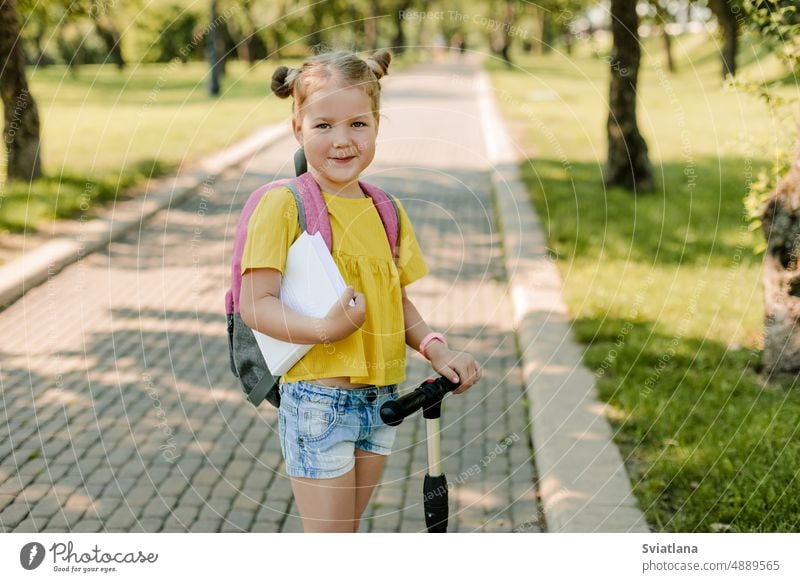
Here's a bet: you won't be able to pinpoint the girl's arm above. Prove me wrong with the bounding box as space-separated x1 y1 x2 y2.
240 267 366 344
402 286 481 394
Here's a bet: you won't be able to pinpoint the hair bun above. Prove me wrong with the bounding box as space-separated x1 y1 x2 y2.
271 65 293 98
365 49 392 81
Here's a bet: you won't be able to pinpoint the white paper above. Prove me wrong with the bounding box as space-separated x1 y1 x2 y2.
252 232 348 376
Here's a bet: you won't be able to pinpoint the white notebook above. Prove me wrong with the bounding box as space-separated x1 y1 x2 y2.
252 231 350 376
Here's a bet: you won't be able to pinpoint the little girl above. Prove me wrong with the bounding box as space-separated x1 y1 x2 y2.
238 49 481 533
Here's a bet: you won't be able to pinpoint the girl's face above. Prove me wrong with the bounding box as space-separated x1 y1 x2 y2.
292 82 378 197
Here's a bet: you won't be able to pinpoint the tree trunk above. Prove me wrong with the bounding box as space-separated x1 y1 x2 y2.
761 136 800 381
709 0 738 78
663 27 675 73
363 0 380 52
0 0 42 182
605 0 654 192
308 2 327 52
498 0 514 68
541 11 553 54
392 0 413 55
93 19 125 70
207 0 220 96
90 1 125 71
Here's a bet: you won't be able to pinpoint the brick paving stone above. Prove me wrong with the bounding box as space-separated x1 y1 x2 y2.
12 517 44 532
101 477 138 498
106 506 137 529
124 486 158 506
197 500 231 521
130 518 162 533
220 510 254 532
224 460 254 480
176 485 213 508
251 521 280 532
192 468 222 487
45 509 84 529
142 495 178 517
264 476 293 504
71 519 103 532
241 470 274 492
210 481 240 500
0 494 16 514
86 468 116 485
142 465 171 484
231 494 262 512
30 496 62 519
280 513 304 533
1 503 31 530
0 476 24 495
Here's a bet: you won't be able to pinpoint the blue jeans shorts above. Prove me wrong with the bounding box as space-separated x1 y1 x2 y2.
277 380 399 479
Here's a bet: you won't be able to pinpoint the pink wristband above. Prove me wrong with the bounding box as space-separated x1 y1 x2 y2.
419 332 447 360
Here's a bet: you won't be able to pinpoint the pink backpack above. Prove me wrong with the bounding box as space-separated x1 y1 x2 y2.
225 171 400 408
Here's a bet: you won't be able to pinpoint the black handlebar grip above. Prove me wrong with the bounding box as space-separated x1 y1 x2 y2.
380 376 460 426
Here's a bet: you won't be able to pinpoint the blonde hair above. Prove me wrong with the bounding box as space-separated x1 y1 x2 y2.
271 49 391 124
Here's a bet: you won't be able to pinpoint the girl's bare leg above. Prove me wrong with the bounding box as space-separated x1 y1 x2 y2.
352 448 389 532
289 467 357 533
288 450 389 533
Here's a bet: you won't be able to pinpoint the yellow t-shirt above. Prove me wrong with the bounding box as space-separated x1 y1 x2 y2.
240 186 429 386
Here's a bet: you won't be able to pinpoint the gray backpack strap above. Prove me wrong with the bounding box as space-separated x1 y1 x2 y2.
285 182 308 232
247 369 276 406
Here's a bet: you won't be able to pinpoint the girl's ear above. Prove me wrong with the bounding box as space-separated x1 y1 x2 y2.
292 117 303 146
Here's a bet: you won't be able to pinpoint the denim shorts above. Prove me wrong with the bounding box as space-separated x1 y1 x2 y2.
277 380 399 479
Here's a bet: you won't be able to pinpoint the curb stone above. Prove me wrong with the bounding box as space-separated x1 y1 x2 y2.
475 69 650 533
0 123 292 308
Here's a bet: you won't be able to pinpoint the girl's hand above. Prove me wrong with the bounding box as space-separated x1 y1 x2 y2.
323 286 366 342
426 343 482 394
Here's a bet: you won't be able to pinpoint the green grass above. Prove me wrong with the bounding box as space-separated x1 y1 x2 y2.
487 32 800 532
0 52 424 238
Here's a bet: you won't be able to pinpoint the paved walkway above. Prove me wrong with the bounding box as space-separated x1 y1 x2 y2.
0 56 542 533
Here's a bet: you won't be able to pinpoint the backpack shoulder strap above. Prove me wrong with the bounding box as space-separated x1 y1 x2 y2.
286 172 333 251
359 181 400 259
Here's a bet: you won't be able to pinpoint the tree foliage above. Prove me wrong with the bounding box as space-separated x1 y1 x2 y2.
736 0 799 242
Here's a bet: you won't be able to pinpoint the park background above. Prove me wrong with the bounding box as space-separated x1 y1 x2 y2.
1 0 799 532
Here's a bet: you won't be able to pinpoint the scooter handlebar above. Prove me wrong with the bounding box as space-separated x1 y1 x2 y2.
380 376 460 427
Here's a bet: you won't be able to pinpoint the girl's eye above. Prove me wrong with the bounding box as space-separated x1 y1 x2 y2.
314 122 367 129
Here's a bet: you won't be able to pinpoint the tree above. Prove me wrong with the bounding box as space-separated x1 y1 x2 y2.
1 0 42 182
390 0 415 54
496 0 516 68
708 0 741 78
226 0 266 63
647 0 677 73
739 0 800 381
605 0 654 192
208 0 221 96
88 0 125 70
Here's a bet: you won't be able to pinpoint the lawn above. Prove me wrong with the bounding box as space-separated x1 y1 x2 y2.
486 31 800 531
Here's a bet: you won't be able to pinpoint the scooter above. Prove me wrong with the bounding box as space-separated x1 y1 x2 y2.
380 376 460 532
